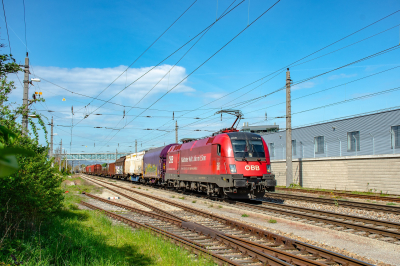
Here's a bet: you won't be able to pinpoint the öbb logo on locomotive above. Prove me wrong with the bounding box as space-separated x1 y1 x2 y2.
245 165 260 171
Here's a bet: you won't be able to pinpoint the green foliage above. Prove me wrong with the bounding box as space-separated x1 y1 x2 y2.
268 219 277 223
101 163 107 167
241 214 249 217
0 54 63 243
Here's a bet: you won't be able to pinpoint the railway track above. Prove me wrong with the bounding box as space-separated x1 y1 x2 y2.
277 187 400 203
264 192 400 214
84 175 400 244
81 175 375 265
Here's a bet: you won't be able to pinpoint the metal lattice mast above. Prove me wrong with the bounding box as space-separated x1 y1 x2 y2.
175 120 178 143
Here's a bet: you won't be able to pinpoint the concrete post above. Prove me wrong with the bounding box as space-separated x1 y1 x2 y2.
175 120 178 143
135 139 137 153
50 116 54 157
285 68 293 187
59 139 62 172
22 54 29 134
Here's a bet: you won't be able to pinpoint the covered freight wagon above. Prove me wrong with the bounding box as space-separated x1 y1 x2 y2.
108 162 115 177
143 144 177 184
93 164 102 175
125 151 145 182
115 156 126 179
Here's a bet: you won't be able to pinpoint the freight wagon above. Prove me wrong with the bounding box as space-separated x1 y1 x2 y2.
125 151 146 182
142 144 177 184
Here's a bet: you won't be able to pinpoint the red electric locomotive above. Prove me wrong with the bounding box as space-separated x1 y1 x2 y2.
166 130 276 199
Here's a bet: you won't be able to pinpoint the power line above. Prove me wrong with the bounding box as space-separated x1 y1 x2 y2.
95 0 281 152
100 0 239 145
83 0 199 110
173 19 400 124
1 0 11 54
77 0 246 129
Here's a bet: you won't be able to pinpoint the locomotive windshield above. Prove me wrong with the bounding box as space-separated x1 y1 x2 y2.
228 132 266 159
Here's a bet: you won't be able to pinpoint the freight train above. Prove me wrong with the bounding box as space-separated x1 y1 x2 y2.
83 131 276 199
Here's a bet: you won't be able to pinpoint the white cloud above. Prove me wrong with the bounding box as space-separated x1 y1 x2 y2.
11 64 195 105
328 73 357 80
291 81 315 90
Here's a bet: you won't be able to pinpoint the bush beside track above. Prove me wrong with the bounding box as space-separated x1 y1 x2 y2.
0 176 215 266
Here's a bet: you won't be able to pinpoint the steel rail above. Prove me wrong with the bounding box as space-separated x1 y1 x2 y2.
82 191 330 266
277 188 400 203
267 192 400 214
81 199 295 266
87 176 400 240
80 201 244 266
83 175 373 266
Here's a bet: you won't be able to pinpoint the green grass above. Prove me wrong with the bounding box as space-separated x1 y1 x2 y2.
171 196 175 198
241 214 249 217
192 200 197 203
386 202 397 206
0 177 215 266
208 204 213 208
268 219 277 223
218 205 222 209
178 197 185 200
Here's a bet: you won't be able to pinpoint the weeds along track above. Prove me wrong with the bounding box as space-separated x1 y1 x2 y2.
81 175 373 266
276 188 400 203
264 192 400 214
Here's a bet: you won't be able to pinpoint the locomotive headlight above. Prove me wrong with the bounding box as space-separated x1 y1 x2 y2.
229 164 237 173
267 165 271 173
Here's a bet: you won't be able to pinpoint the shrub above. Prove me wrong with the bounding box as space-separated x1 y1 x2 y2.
0 54 64 241
241 214 249 217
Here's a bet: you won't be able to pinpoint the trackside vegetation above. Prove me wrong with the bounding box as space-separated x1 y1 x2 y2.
0 54 215 265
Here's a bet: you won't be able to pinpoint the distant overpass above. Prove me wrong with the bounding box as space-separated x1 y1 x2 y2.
53 152 132 161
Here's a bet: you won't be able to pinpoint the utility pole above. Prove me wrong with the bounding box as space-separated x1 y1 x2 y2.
50 117 54 157
116 149 118 161
135 139 137 153
64 150 67 172
175 120 178 143
22 53 29 134
59 139 62 172
286 68 293 188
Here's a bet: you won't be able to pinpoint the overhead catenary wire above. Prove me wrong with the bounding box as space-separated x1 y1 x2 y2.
77 0 247 131
1 0 11 55
98 0 240 148
169 12 400 125
22 0 27 54
94 0 281 152
134 45 400 147
82 0 199 110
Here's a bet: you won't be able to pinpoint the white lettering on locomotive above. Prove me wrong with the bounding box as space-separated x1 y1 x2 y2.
181 155 207 163
169 156 173 164
245 165 260 171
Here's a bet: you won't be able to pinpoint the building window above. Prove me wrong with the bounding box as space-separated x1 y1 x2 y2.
347 131 360 151
268 143 275 157
292 140 296 156
314 136 324 154
392 126 400 149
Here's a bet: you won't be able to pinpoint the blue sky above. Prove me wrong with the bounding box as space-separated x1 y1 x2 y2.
2 0 400 154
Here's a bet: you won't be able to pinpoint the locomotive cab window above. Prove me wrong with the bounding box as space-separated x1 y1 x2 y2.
231 139 265 159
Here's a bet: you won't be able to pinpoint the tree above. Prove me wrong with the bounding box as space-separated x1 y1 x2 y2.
101 163 107 167
0 54 63 241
